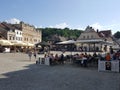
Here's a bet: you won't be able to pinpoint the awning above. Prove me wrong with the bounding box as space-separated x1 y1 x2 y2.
76 39 113 46
11 41 26 46
35 41 50 46
56 40 76 44
76 39 104 43
0 39 13 46
27 43 34 47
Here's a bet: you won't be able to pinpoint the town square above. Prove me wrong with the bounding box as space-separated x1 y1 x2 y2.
0 0 120 90
0 52 120 90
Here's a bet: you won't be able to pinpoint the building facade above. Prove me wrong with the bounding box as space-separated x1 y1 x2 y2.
0 22 42 45
20 22 41 45
0 22 15 40
77 26 115 52
0 21 42 52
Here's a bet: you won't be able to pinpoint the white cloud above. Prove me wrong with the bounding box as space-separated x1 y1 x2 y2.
90 23 103 30
35 25 43 28
90 22 120 34
72 25 85 30
5 18 20 24
49 22 69 29
48 23 85 30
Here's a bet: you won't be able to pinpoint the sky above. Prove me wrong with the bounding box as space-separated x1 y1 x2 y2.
0 0 120 34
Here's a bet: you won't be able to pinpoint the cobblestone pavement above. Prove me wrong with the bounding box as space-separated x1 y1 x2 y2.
0 52 120 90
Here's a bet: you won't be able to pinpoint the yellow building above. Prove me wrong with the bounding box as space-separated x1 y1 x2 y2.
0 22 42 52
20 22 42 45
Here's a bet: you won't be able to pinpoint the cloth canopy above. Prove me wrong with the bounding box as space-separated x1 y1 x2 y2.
76 39 104 43
0 39 13 46
77 39 113 45
56 40 76 44
26 43 34 47
11 41 34 47
11 41 25 46
35 41 51 47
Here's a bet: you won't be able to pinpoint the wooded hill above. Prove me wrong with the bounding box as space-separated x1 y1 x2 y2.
37 28 83 41
37 27 120 41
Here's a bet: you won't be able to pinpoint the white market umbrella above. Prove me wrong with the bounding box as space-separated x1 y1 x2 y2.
0 39 13 46
27 43 34 47
56 40 76 55
56 40 76 44
11 41 25 46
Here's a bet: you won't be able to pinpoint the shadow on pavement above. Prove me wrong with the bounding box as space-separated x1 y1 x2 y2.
0 63 120 90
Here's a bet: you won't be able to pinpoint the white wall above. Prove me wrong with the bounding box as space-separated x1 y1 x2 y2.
15 29 22 41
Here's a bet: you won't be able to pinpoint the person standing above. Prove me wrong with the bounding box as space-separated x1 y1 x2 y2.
105 53 111 61
33 50 37 59
60 53 64 64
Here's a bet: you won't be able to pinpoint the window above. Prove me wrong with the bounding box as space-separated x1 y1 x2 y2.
87 35 89 39
9 36 12 40
13 37 15 40
24 38 26 41
83 36 85 39
91 35 93 38
18 37 20 41
30 39 32 41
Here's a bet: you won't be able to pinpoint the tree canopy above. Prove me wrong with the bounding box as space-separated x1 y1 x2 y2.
37 28 83 41
37 27 120 41
113 31 120 39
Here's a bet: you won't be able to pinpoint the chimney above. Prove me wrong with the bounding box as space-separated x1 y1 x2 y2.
97 29 99 33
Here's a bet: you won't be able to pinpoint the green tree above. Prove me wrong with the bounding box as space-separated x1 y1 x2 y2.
37 27 83 41
113 31 120 39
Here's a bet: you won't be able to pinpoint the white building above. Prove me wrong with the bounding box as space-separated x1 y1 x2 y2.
76 26 116 52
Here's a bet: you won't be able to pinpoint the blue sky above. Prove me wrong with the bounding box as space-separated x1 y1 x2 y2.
0 0 120 34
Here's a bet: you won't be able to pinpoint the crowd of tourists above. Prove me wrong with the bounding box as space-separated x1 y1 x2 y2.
27 47 120 68
39 50 120 67
72 50 120 67
43 53 65 65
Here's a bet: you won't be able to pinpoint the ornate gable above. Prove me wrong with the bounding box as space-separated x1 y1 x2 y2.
84 26 96 33
77 26 100 40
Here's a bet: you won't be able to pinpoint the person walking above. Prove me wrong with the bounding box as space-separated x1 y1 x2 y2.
28 50 32 61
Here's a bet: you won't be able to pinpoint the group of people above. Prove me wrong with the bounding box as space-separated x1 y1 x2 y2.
43 53 65 65
105 50 120 61
41 52 100 67
72 49 120 67
72 52 99 67
33 47 120 67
